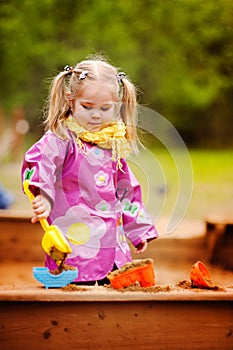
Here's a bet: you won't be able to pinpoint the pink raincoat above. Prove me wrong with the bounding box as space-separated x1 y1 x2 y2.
22 130 158 282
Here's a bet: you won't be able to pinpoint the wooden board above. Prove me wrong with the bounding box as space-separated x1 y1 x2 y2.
0 209 33 221
0 210 43 262
205 215 233 269
0 220 43 262
1 284 233 301
0 298 232 350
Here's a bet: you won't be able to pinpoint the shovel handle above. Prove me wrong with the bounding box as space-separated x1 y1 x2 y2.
23 180 50 231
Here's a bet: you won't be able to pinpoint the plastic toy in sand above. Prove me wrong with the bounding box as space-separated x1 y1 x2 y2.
190 261 214 289
33 267 78 289
107 259 155 289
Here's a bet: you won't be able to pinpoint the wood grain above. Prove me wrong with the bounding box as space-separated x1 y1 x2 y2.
0 300 232 350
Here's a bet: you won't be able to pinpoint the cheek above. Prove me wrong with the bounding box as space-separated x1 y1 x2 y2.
73 103 88 116
73 103 83 114
73 109 89 126
108 106 120 120
102 111 114 122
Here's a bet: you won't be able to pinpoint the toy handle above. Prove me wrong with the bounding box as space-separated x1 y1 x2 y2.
23 180 50 232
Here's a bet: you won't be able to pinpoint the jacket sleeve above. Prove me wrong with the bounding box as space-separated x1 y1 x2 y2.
21 131 69 206
117 159 158 247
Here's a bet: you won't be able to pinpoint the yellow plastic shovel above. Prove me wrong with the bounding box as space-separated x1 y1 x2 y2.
23 180 72 266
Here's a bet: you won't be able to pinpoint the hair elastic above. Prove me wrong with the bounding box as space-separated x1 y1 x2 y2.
64 65 74 75
117 72 126 84
79 70 88 80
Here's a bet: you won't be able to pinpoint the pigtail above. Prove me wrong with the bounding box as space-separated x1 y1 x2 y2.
120 77 140 153
44 70 71 139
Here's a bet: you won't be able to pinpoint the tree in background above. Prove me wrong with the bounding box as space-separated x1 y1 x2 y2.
0 0 232 147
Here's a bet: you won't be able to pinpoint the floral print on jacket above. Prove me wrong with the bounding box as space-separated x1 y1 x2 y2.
22 131 158 282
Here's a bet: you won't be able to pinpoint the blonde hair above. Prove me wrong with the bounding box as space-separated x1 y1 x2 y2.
45 56 139 153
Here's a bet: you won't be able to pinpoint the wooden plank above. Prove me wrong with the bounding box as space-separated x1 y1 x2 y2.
0 209 43 262
205 215 233 226
0 220 43 262
0 285 233 302
0 209 33 221
0 300 232 350
205 216 233 269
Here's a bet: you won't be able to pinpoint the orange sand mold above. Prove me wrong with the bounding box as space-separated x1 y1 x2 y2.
190 261 214 289
107 259 155 289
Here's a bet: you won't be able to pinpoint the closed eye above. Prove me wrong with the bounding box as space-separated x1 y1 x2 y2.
81 104 92 110
81 103 113 111
101 104 113 111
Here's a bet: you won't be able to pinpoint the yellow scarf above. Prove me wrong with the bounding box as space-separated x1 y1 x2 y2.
65 116 131 168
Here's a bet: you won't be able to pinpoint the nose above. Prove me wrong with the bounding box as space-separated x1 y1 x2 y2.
91 109 101 119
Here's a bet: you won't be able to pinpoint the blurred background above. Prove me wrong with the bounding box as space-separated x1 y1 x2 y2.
0 0 232 231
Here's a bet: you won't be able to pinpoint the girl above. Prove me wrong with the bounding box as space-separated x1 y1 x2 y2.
22 57 158 284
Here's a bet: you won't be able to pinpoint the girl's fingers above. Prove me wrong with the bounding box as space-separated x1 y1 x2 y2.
135 240 148 254
31 194 51 221
33 205 47 215
31 210 49 224
32 195 43 207
36 212 49 219
31 216 38 224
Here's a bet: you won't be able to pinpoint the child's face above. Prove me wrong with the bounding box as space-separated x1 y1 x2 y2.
72 82 118 132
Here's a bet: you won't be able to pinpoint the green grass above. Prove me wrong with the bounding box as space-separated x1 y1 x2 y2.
187 149 233 219
174 149 232 219
129 148 233 221
190 150 233 183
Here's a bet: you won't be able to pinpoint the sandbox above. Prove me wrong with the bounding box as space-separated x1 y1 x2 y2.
0 211 233 349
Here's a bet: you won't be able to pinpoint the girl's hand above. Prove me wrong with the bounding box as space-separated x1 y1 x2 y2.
31 194 51 224
135 240 148 254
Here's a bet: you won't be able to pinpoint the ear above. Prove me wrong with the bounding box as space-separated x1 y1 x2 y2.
66 91 72 101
